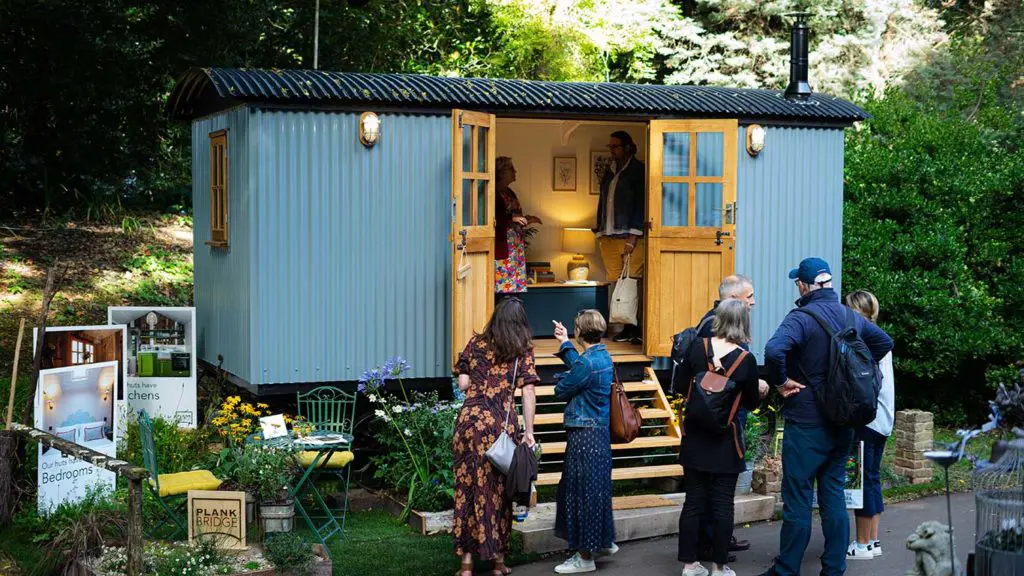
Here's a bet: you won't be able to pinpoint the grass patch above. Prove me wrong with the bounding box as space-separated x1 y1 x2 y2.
881 427 998 503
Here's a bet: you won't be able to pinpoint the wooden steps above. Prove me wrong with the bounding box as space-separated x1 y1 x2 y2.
534 408 671 426
540 435 680 455
521 366 682 486
537 464 684 486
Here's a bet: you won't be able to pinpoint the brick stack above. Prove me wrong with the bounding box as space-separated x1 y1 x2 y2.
894 410 934 485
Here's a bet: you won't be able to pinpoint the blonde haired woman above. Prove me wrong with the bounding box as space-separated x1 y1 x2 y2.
844 290 895 561
551 309 617 573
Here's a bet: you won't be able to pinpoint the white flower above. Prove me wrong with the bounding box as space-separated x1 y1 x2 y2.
393 405 404 413
374 409 386 418
404 428 412 437
368 394 377 403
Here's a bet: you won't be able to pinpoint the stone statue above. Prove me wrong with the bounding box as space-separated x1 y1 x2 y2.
906 521 961 576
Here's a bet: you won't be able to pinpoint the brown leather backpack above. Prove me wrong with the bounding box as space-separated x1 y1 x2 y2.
609 366 641 444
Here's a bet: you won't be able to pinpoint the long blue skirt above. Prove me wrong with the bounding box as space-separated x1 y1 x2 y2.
554 426 615 551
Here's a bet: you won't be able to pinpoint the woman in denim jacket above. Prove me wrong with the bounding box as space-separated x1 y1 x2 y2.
551 309 617 574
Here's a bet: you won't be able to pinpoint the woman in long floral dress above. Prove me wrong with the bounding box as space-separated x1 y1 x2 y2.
452 297 539 576
495 157 542 294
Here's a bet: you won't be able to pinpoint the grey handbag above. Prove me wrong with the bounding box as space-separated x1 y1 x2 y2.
485 358 519 475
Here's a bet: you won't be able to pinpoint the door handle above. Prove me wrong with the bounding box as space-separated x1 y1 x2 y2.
457 229 468 250
715 230 731 246
725 202 735 225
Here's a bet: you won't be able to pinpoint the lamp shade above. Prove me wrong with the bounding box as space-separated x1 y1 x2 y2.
562 228 594 255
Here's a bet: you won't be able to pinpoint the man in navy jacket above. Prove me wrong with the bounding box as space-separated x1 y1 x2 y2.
758 258 893 576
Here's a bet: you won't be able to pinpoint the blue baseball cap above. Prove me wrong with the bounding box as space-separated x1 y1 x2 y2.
788 257 833 284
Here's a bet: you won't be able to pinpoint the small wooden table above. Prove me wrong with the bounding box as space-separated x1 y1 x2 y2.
499 281 610 337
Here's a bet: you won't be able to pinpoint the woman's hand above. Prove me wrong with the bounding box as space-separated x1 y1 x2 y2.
526 215 543 225
522 433 536 447
553 321 569 344
758 379 770 399
513 216 529 226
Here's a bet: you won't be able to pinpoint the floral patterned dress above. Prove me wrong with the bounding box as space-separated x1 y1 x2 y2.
452 335 540 559
495 188 528 294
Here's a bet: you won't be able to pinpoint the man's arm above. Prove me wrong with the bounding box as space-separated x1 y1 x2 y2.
860 319 894 362
764 312 804 388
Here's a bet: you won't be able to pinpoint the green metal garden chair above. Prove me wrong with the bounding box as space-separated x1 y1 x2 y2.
138 410 223 539
294 386 357 543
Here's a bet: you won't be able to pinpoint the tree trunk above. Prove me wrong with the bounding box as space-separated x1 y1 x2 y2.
20 260 62 426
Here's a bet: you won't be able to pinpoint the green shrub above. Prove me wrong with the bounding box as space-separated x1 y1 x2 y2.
844 88 1024 423
229 443 297 502
369 391 460 513
264 532 314 576
118 412 213 474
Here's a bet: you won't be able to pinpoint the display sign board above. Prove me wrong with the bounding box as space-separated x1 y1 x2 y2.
812 440 865 509
108 307 197 427
188 490 247 549
33 325 128 441
35 361 120 512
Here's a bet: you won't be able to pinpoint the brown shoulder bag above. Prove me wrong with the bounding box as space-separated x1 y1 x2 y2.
609 366 642 444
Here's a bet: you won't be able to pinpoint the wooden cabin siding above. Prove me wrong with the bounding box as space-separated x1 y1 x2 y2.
192 108 253 383
735 125 845 361
249 109 452 385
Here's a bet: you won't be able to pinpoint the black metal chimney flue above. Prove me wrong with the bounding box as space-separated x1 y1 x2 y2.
784 12 812 100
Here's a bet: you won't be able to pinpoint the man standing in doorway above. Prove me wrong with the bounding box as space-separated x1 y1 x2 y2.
595 131 646 344
758 258 893 576
695 275 758 562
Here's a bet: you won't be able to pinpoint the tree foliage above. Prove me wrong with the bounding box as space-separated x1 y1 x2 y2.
843 84 1023 422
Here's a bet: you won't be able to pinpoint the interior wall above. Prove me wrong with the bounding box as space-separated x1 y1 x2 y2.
41 366 115 434
496 119 647 282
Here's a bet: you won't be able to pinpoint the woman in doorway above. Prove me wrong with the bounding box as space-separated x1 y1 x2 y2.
845 290 895 561
495 156 542 294
675 299 766 576
551 310 617 574
452 297 539 576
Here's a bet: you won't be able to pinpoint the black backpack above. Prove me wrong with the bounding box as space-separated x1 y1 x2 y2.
683 339 749 435
670 315 714 393
793 307 880 428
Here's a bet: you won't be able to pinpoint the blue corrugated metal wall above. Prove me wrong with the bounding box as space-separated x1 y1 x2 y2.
735 125 845 361
250 110 452 384
192 107 253 383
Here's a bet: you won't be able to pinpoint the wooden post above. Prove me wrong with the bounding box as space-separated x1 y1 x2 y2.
6 318 25 429
127 477 143 576
21 260 63 425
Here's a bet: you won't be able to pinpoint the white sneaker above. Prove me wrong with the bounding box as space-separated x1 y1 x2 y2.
555 553 596 574
711 567 736 576
682 564 709 576
597 543 619 557
846 541 874 560
870 540 883 557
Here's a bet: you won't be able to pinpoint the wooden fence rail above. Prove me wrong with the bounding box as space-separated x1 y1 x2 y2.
9 423 149 575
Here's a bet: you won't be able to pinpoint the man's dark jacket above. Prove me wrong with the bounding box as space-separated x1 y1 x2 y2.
764 288 894 427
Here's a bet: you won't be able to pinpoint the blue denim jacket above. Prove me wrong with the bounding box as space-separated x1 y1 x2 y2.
554 341 613 428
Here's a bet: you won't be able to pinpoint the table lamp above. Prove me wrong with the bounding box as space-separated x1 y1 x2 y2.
562 227 595 281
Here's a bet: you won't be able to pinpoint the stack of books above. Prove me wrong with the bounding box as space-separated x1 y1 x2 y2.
526 262 556 284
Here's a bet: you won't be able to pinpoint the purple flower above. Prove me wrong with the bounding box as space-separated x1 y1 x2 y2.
382 356 411 379
358 367 386 393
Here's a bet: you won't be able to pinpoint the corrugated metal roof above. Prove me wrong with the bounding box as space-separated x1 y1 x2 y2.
168 67 870 124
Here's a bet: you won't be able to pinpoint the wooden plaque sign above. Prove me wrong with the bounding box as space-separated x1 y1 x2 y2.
187 489 246 549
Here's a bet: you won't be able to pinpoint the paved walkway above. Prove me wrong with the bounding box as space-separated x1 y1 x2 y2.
515 493 974 576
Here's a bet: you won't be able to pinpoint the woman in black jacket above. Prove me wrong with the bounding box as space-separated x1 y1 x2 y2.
675 299 768 576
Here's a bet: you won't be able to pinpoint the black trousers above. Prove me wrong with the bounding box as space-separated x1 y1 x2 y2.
678 470 738 566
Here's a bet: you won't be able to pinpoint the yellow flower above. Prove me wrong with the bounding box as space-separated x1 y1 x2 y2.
257 403 269 409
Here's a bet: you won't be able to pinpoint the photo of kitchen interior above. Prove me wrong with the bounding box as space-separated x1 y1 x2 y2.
115 309 194 378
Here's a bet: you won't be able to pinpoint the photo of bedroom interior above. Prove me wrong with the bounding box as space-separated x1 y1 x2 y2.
39 363 117 455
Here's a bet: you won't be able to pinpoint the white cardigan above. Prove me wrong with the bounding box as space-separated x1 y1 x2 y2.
867 352 896 437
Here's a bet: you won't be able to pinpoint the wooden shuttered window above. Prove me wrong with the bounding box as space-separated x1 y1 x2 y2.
208 130 229 247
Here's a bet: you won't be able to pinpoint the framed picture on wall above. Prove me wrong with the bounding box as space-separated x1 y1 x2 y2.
552 157 577 191
590 151 613 195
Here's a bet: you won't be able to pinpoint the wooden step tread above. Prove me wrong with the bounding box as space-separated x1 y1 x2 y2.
536 464 683 486
533 408 670 426
536 354 651 366
516 381 661 397
540 435 680 455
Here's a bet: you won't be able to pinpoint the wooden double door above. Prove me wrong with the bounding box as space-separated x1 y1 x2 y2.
449 111 738 362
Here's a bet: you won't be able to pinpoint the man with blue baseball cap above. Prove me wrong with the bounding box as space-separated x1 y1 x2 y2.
757 257 893 576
